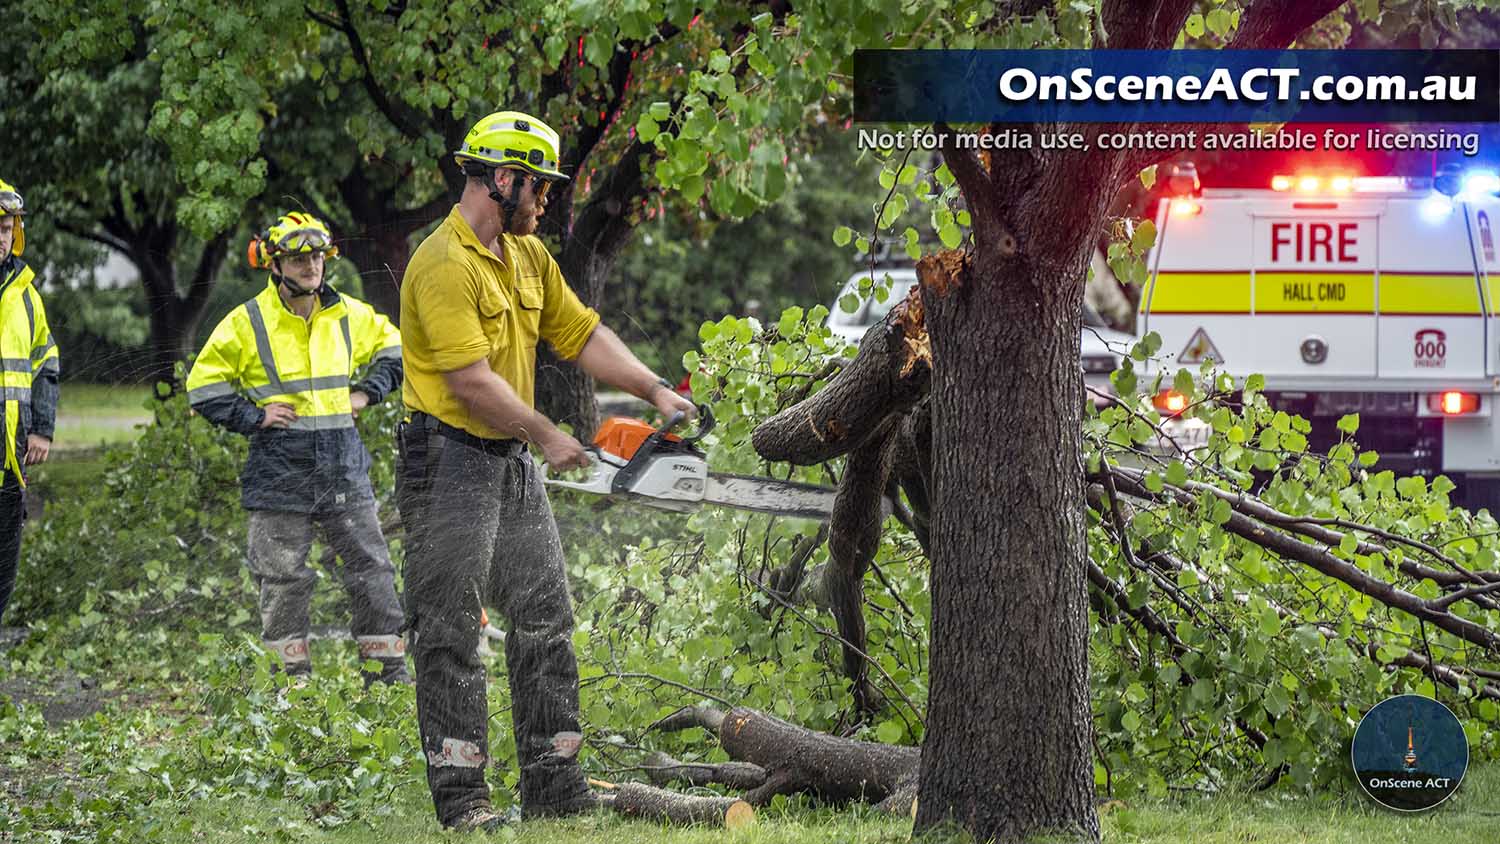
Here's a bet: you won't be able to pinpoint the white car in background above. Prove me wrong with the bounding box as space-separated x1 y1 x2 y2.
824 267 1209 456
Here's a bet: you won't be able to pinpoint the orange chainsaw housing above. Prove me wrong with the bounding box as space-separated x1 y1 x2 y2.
593 417 682 460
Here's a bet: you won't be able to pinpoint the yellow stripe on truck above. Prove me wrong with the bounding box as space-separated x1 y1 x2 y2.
1144 272 1250 314
1254 272 1375 313
1382 273 1482 315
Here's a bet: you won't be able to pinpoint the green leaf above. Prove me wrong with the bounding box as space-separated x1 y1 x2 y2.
1131 219 1157 254
1166 461 1188 486
1205 8 1233 36
875 720 903 743
832 225 853 247
1264 685 1291 717
1144 472 1164 493
650 101 671 121
839 293 860 314
1210 498 1231 525
777 307 804 338
1259 607 1281 637
1336 413 1360 434
635 114 659 143
1139 165 1157 190
1184 13 1205 37
1121 710 1142 733
1172 367 1195 396
938 222 962 249
1338 532 1358 555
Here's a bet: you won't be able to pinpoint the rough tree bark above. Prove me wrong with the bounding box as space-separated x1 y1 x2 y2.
907 3 1352 839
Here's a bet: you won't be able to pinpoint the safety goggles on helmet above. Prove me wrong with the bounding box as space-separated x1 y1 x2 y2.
275 227 334 253
0 191 23 216
248 212 340 269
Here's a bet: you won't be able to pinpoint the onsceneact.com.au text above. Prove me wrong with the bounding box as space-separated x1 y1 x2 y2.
998 68 1479 103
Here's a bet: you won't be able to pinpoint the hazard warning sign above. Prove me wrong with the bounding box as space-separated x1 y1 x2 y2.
1178 328 1223 365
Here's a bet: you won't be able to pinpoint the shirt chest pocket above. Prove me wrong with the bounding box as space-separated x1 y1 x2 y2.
514 277 545 342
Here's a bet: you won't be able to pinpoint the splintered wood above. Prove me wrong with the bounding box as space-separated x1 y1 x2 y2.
893 286 931 378
916 250 965 298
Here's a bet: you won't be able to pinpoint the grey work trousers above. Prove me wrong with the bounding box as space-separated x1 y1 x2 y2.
246 504 407 674
396 421 590 825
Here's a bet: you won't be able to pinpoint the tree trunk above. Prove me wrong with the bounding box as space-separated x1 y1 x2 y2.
339 222 411 321
142 291 203 386
134 235 226 387
914 223 1099 840
540 235 626 439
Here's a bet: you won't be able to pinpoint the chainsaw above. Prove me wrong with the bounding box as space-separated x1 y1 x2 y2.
543 405 848 521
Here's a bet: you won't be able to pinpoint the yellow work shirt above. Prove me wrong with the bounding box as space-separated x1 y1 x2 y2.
400 206 600 439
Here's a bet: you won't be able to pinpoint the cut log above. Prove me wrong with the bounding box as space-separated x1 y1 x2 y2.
604 782 756 829
642 751 769 790
716 706 919 805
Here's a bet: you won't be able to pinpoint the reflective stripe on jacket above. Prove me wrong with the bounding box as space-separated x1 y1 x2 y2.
0 257 60 486
186 279 401 512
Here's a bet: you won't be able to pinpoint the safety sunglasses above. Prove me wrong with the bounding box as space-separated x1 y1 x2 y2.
0 191 23 215
518 172 551 201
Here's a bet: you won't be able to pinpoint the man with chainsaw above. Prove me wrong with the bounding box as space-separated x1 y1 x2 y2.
398 110 695 832
186 211 410 686
0 178 59 626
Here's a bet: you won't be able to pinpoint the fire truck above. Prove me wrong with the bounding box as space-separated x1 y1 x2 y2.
1139 163 1500 508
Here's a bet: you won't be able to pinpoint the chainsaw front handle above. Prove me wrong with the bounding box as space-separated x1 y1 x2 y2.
681 404 715 443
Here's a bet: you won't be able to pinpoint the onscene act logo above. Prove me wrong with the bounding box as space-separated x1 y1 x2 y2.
1351 694 1468 811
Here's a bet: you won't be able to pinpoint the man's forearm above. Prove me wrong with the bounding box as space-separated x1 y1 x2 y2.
443 362 562 444
574 324 669 401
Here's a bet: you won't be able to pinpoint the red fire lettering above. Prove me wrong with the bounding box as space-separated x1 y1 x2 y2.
1308 223 1333 262
1272 223 1292 262
1338 223 1358 262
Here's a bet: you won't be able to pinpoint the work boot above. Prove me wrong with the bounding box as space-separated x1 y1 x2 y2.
444 806 513 832
363 657 413 688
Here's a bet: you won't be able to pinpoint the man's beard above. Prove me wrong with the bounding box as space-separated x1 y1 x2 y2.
503 201 541 236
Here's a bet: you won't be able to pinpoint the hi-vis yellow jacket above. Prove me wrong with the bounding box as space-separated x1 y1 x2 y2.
1 257 59 486
186 280 401 512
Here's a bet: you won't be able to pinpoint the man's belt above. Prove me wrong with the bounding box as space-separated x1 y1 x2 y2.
405 412 526 456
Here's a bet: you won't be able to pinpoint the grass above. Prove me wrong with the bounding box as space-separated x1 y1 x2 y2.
49 383 153 451
150 764 1499 843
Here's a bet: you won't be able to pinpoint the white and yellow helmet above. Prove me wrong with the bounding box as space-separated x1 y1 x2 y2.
454 111 569 182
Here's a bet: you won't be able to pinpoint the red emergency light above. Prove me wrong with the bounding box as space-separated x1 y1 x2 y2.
1169 199 1203 217
1428 391 1479 415
1270 173 1357 194
1153 390 1189 416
